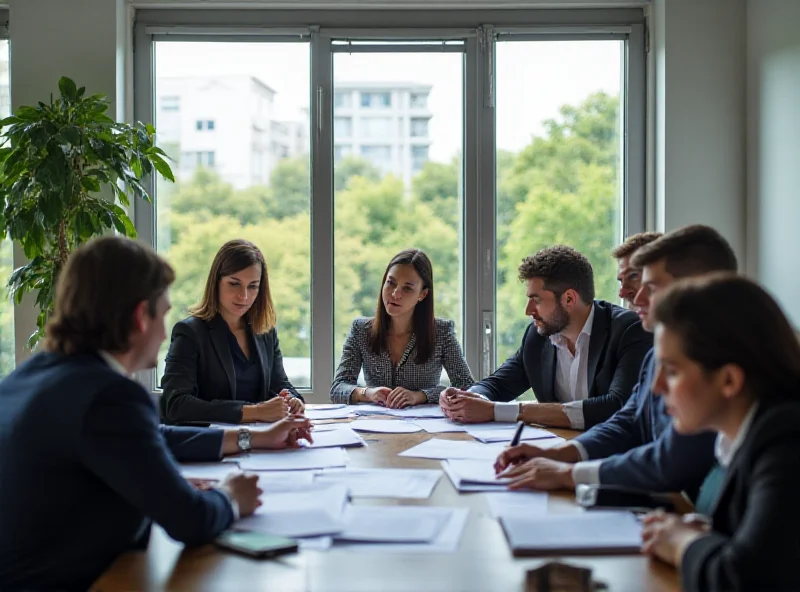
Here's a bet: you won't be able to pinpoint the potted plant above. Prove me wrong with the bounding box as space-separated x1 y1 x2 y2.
0 76 174 347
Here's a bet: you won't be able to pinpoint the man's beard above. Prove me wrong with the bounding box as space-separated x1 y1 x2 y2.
534 303 570 337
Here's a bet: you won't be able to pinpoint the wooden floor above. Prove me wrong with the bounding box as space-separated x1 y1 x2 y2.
92 421 680 592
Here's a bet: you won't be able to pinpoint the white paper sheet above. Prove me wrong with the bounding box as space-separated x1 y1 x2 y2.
443 460 508 492
306 407 354 421
442 459 511 492
237 484 349 538
352 404 446 419
301 424 365 449
314 468 442 499
336 508 469 553
256 471 316 493
485 491 548 518
350 419 423 433
465 425 558 443
335 506 452 543
500 511 643 554
179 462 241 481
230 447 349 471
411 418 467 433
398 438 509 461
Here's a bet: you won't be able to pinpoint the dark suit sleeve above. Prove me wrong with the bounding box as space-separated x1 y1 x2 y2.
80 379 234 546
159 426 224 462
574 380 645 459
682 438 800 592
599 427 716 494
581 320 653 428
267 329 302 401
469 327 532 402
161 322 246 424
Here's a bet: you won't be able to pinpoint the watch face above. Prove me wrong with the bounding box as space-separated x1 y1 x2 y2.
238 429 252 451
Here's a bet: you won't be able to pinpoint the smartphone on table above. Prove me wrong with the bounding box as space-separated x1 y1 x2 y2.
215 530 298 559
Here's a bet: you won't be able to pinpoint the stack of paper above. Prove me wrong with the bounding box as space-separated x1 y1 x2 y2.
335 506 452 543
398 438 509 461
314 468 442 499
499 511 643 556
302 424 365 449
306 406 354 421
464 423 558 444
352 404 446 419
442 459 511 492
229 447 349 471
350 419 423 433
237 484 349 538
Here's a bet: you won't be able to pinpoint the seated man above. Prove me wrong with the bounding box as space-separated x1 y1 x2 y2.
495 225 738 498
0 236 313 591
613 231 662 307
441 245 651 429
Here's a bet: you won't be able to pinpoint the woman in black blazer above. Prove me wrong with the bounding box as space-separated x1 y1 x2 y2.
640 274 800 592
161 239 304 425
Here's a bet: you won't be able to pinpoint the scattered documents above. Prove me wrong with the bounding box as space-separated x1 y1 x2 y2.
306 407 354 421
237 484 349 538
464 424 558 444
499 511 643 556
399 438 508 461
350 419 423 433
411 418 467 433
229 447 349 471
314 468 442 499
336 508 469 553
485 491 548 518
179 462 240 481
335 506 452 543
302 424 365 449
442 459 511 492
353 403 446 419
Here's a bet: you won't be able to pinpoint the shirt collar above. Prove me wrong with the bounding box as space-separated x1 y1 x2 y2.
550 304 595 349
715 402 760 467
98 351 131 378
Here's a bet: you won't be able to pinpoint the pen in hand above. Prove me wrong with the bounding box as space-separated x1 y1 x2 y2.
508 420 526 447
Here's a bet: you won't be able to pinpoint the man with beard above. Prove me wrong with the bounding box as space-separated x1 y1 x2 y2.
440 245 651 429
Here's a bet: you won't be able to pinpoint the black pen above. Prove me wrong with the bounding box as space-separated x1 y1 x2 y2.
509 420 525 447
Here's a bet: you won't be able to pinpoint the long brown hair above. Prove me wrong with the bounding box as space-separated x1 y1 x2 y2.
370 249 435 364
189 239 276 334
45 236 175 354
654 273 800 402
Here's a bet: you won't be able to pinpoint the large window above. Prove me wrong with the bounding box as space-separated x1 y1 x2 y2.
152 41 311 387
0 39 13 379
134 12 645 399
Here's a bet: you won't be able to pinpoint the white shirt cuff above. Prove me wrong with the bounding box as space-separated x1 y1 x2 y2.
570 440 589 461
215 486 240 521
571 460 603 486
562 401 585 430
494 402 520 423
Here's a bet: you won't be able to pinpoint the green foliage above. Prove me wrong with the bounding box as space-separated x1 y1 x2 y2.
0 76 175 348
157 91 621 385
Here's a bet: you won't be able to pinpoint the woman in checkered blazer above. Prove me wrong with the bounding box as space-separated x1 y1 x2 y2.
331 249 474 408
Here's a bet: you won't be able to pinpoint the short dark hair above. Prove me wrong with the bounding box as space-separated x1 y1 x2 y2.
654 274 800 402
518 245 595 303
630 224 738 278
371 249 436 365
612 232 663 260
45 236 175 355
190 239 276 334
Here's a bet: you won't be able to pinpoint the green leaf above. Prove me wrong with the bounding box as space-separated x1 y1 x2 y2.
60 125 81 145
0 115 20 127
81 176 101 193
149 153 175 183
58 77 78 101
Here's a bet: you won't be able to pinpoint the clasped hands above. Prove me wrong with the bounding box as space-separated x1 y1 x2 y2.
242 389 304 422
363 386 427 409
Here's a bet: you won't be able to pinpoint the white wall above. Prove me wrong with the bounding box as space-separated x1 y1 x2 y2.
746 0 800 328
652 0 747 266
8 0 127 362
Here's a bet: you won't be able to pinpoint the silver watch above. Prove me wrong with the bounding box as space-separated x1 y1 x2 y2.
237 428 252 452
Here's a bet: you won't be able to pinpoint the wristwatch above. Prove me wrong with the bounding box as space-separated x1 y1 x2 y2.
237 427 252 452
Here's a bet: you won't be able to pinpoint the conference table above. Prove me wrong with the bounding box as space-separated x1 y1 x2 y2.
92 410 681 592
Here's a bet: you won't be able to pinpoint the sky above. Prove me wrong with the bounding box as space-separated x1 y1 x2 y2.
156 39 622 162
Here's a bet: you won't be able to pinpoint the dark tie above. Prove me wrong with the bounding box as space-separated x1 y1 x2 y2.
694 462 727 515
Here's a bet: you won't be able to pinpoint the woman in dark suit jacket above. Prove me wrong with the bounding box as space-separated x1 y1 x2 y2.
640 274 800 592
161 239 304 425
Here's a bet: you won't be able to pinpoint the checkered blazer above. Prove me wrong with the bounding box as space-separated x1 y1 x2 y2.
330 317 475 404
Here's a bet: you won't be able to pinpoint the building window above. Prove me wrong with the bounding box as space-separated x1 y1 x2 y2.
334 117 352 138
196 120 215 131
360 117 392 138
411 145 429 172
410 93 428 109
334 91 352 108
410 118 429 138
360 92 391 108
334 145 352 162
181 151 216 168
161 95 180 112
360 145 392 171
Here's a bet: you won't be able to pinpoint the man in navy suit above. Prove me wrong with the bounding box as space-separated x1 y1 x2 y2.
494 225 737 495
0 236 312 591
441 245 652 430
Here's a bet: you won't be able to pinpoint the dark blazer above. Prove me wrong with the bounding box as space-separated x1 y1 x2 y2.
575 349 717 495
470 300 652 428
161 315 301 425
681 402 800 592
0 352 233 591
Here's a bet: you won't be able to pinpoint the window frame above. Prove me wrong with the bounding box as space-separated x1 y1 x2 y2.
133 8 646 400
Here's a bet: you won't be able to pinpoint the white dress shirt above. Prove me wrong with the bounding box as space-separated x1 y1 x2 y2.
549 306 595 430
